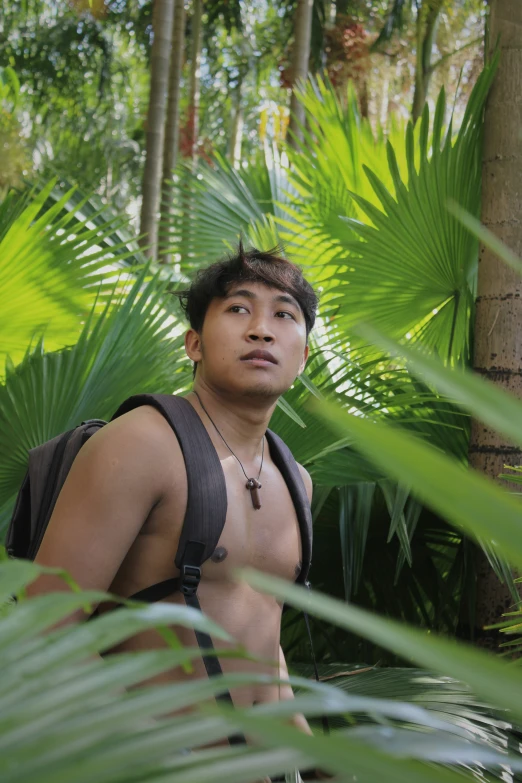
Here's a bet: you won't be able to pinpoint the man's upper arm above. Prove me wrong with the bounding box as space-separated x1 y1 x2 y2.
29 407 175 598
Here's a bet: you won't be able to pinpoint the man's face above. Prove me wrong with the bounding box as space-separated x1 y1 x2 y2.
185 282 309 399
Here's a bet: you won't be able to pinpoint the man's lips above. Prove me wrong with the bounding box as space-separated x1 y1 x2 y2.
240 349 278 365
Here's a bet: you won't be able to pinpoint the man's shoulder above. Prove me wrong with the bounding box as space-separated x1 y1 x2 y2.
110 402 175 435
106 402 177 443
84 403 184 487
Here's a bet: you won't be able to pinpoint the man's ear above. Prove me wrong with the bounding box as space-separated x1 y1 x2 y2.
298 343 309 376
185 328 203 363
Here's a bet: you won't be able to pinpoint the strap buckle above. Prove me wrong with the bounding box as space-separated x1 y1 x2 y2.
181 564 201 596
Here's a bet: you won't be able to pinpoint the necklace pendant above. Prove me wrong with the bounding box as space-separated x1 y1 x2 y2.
246 478 262 510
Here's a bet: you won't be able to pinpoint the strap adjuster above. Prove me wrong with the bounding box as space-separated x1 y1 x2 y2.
181 564 201 596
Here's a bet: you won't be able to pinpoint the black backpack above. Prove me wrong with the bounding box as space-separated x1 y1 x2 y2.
6 394 317 727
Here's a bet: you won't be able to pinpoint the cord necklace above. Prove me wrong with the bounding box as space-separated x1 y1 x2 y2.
193 390 265 510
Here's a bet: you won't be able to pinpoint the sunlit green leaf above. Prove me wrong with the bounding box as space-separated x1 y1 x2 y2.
240 568 522 724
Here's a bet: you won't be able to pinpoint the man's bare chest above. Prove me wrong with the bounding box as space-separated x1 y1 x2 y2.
207 456 303 581
110 454 302 598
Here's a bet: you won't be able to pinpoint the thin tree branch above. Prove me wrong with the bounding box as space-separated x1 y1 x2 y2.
428 36 482 75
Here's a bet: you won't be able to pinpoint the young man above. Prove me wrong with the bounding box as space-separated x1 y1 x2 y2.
29 244 320 768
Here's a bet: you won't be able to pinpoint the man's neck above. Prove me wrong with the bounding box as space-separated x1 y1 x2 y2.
188 382 276 461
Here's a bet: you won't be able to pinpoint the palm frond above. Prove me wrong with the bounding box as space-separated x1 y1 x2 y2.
0 270 191 521
276 78 411 290
162 147 290 272
46 181 148 268
294 664 521 772
0 559 298 783
315 61 496 364
5 558 516 782
0 180 143 369
245 568 522 726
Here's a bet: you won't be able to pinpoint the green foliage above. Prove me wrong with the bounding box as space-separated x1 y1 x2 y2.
298 663 519 753
359 324 522 453
0 7 520 777
0 179 195 531
0 66 20 108
0 179 147 369
0 0 150 202
279 78 410 271
247 567 522 727
165 146 288 271
0 270 191 521
169 61 494 363
0 66 29 194
373 0 412 47
1 556 521 782
316 397 522 571
288 62 495 363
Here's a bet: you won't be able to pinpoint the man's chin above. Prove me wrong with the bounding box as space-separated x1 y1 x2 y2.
207 370 293 401
238 381 275 399
237 378 288 400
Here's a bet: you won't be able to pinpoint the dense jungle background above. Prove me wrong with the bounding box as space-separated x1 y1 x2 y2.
3 1 522 781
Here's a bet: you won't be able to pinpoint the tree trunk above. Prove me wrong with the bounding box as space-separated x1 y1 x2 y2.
288 0 314 148
469 0 522 646
187 0 203 168
159 0 186 262
335 0 349 26
228 74 244 168
379 59 390 127
179 0 203 263
358 73 369 119
139 0 175 260
411 0 444 123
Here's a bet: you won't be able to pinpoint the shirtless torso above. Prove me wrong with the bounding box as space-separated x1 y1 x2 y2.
30 398 312 711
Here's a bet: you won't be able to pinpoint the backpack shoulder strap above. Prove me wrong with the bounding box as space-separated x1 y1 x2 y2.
111 393 243 738
111 393 228 571
265 428 313 584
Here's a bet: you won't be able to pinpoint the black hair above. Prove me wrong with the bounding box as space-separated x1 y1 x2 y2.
176 240 318 337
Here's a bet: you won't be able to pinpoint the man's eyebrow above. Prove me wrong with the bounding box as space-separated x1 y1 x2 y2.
223 288 256 300
273 292 300 309
224 288 301 310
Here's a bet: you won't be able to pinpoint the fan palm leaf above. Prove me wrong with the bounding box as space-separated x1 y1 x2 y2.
244 567 522 727
0 270 191 525
294 663 521 776
163 147 290 272
3 557 522 783
0 180 144 370
316 59 498 363
46 181 148 269
279 79 409 273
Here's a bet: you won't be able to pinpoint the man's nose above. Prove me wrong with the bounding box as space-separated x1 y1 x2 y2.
248 318 274 343
248 332 274 343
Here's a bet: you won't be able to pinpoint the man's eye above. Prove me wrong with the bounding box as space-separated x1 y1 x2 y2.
229 305 248 313
276 311 295 320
